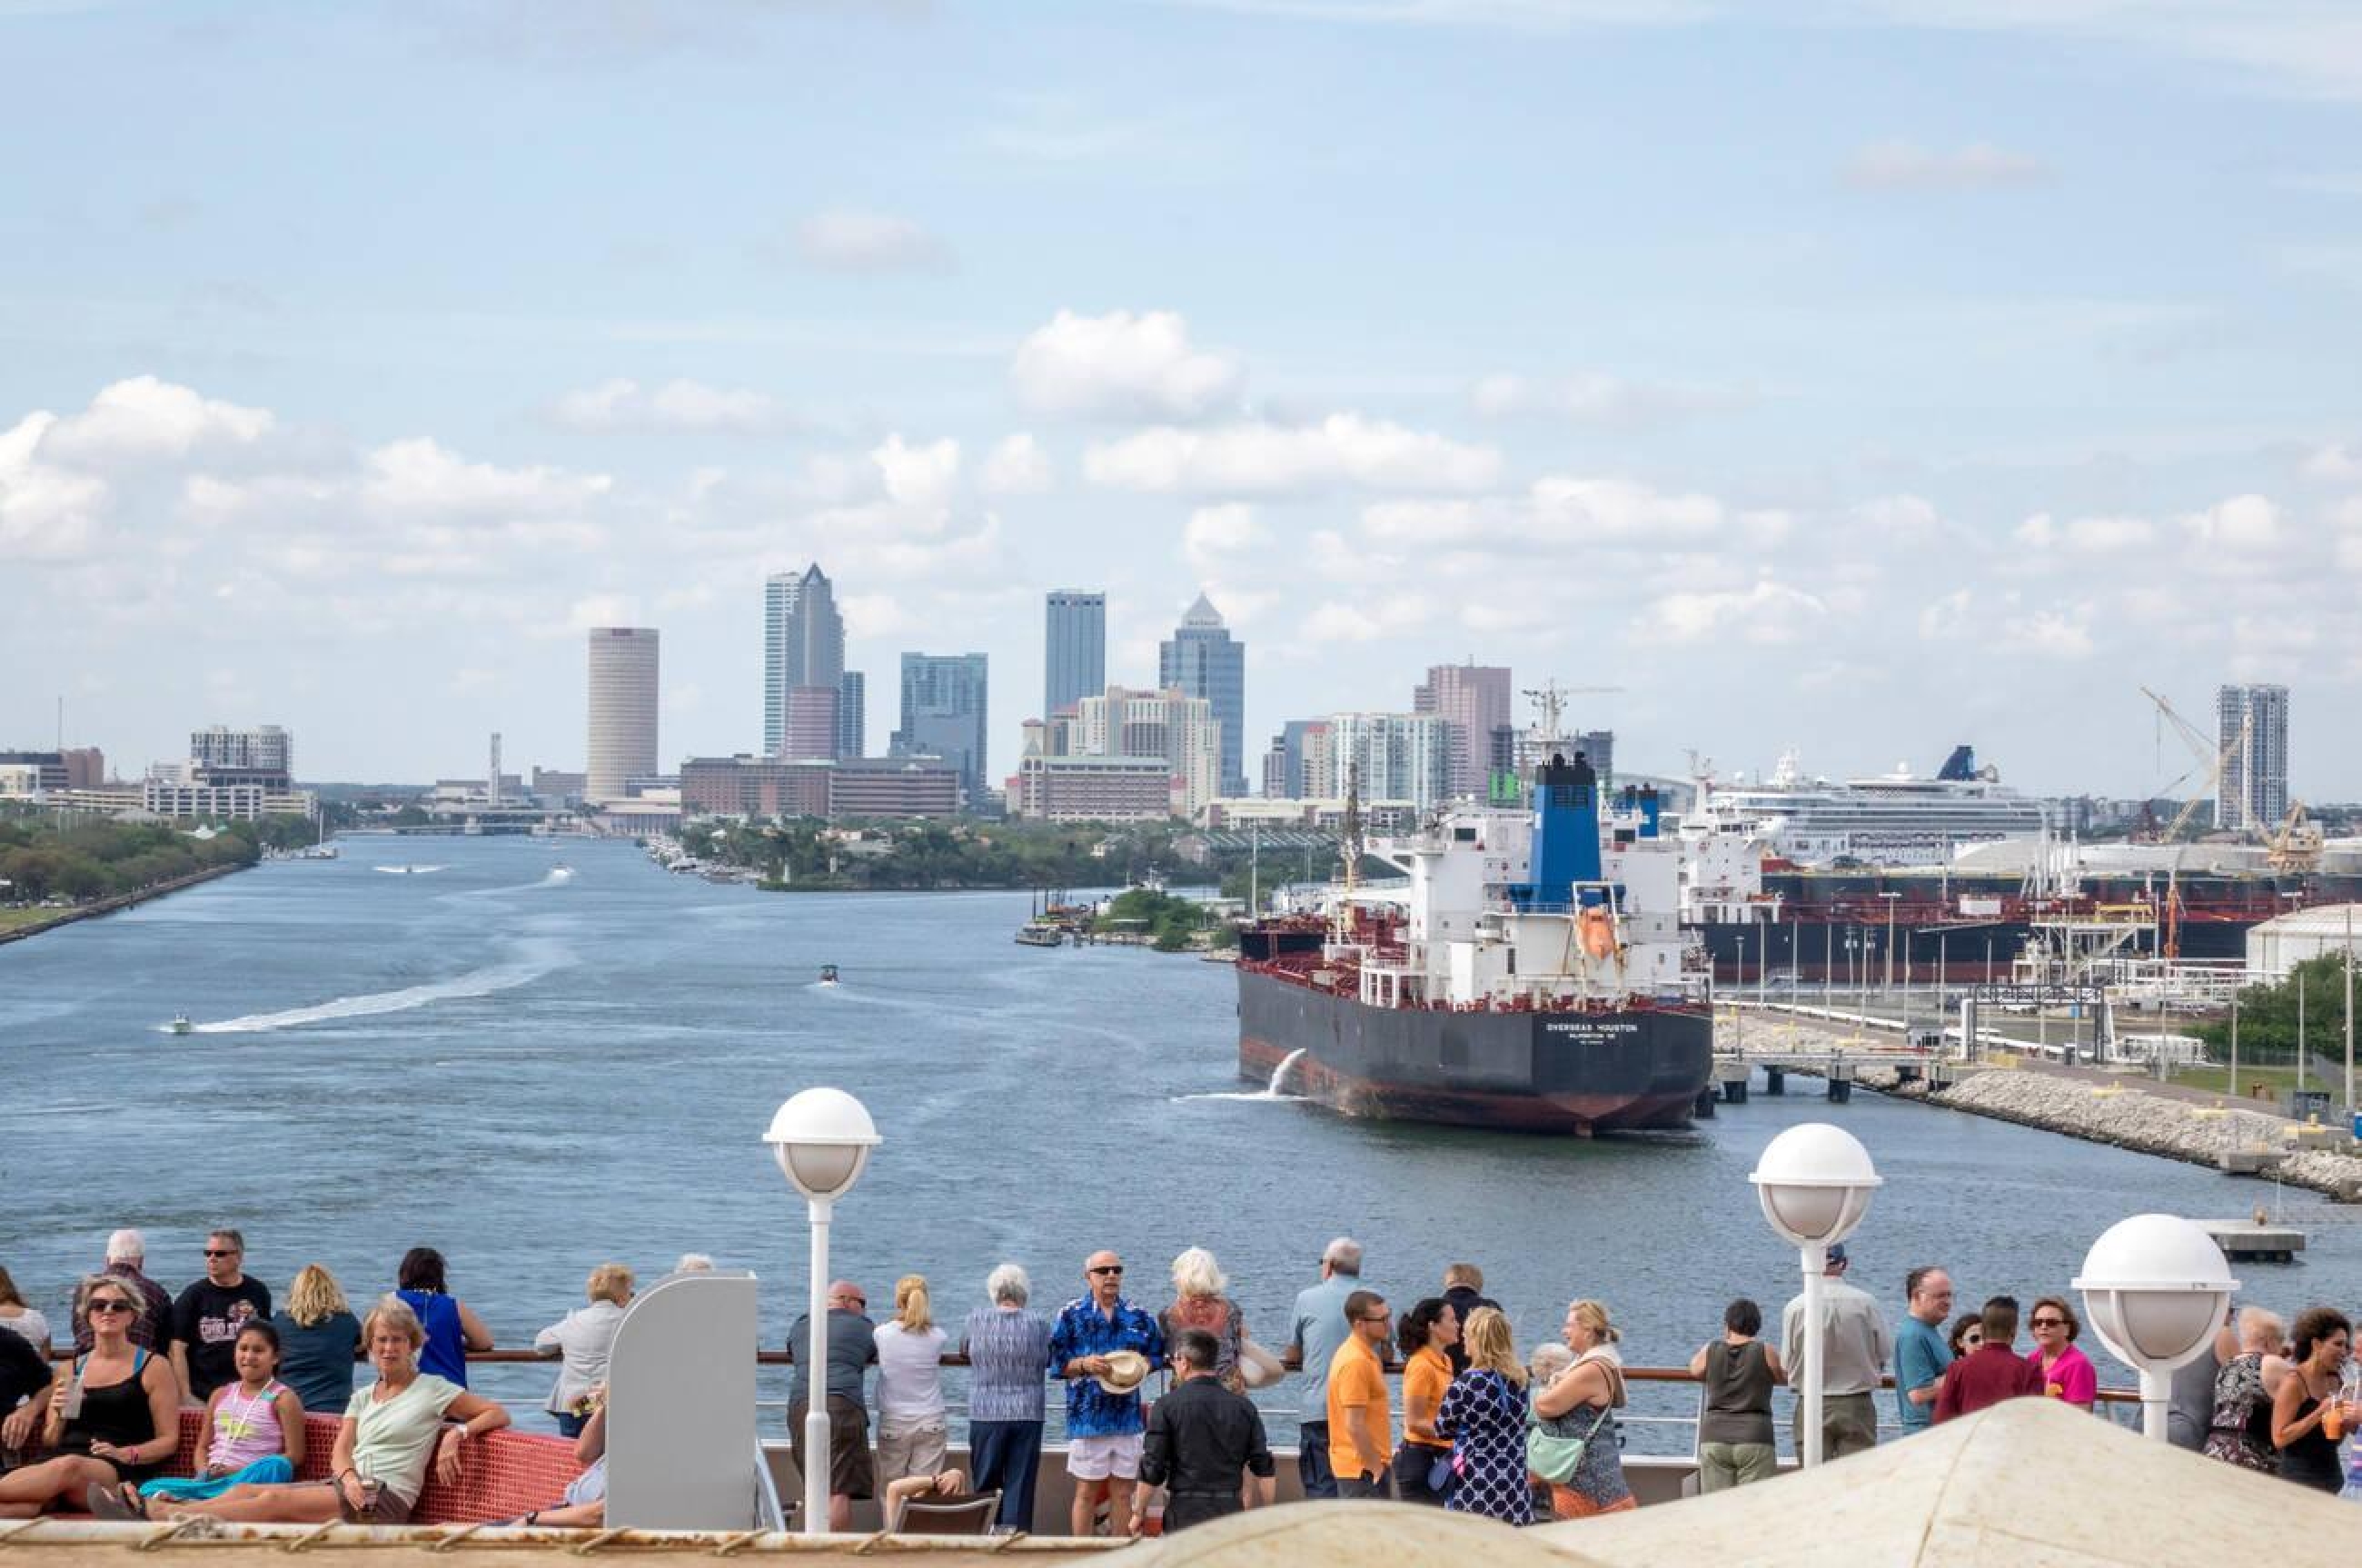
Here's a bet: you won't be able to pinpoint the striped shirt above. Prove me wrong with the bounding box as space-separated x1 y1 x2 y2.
961 1305 1053 1424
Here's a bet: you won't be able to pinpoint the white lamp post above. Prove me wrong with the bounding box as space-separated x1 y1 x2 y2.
2074 1214 2238 1441
1750 1122 1881 1468
764 1087 881 1535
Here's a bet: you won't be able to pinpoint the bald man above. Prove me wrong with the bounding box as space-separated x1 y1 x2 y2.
788 1280 878 1532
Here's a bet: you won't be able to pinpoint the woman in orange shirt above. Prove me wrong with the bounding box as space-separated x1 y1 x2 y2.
1390 1298 1460 1506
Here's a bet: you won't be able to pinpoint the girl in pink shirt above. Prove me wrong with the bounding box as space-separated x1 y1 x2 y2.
2026 1297 2099 1410
121 1323 307 1512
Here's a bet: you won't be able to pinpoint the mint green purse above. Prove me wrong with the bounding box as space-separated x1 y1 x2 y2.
1526 1403 1613 1484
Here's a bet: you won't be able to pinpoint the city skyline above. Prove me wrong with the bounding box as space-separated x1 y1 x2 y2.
3 5 2359 794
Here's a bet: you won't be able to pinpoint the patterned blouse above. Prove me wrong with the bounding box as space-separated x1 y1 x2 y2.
1434 1368 1533 1524
962 1305 1054 1424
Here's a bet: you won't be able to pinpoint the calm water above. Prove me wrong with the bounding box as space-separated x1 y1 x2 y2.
5 835 2357 1446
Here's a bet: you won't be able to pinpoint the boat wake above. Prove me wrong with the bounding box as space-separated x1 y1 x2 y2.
372 865 448 876
541 868 573 886
167 941 573 1035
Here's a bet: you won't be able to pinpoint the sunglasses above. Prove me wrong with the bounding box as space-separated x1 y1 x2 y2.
1962 1333 1985 1345
203 1249 240 1259
1359 1312 1392 1323
88 1299 136 1315
2031 1317 2066 1328
1089 1265 1124 1276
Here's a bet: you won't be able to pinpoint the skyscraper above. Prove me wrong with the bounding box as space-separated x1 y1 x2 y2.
586 627 659 804
837 670 867 759
763 565 846 758
2216 683 2290 831
1044 590 1106 719
1325 712 1452 811
892 652 990 809
1159 591 1247 798
1413 662 1513 799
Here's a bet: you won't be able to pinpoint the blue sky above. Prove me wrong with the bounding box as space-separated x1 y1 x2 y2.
3 0 2358 795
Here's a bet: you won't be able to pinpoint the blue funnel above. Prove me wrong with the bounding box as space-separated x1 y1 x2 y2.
1529 751 1603 906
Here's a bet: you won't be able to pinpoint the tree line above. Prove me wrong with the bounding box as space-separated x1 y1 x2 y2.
0 814 308 903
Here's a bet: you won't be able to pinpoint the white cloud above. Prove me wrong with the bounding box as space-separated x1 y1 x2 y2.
2306 442 2362 481
2182 492 2281 548
1471 369 1752 423
0 412 110 561
553 377 791 434
362 437 613 518
1844 141 2049 190
1011 309 1242 422
39 375 273 463
1300 595 1435 643
2005 603 2096 659
1853 493 1941 541
1637 579 1826 645
1919 587 1974 640
979 432 1054 495
1086 414 1499 495
566 593 640 631
1182 503 1269 572
870 434 960 509
2015 510 2156 552
793 209 951 273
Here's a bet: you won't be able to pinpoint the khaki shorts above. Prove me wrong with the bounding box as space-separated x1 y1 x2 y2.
875 1420 948 1485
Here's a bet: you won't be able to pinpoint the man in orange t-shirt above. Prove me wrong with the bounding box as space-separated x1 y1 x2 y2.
1325 1290 1394 1498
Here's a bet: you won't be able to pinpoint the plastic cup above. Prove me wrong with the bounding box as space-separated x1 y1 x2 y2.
57 1365 84 1422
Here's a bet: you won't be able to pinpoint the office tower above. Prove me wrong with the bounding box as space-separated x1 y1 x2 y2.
1066 685 1223 818
586 628 660 804
1413 663 1512 799
2216 683 2290 831
781 688 840 759
763 564 846 758
1045 590 1107 719
892 652 990 809
837 670 866 759
1325 712 1453 812
1159 591 1247 797
1260 734 1287 799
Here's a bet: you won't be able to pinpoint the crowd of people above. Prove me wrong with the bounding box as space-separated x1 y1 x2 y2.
7 1228 2362 1533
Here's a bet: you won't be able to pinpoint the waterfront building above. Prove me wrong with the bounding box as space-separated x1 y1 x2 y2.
1324 711 1452 812
681 755 833 819
1413 663 1512 799
828 757 959 819
531 767 587 803
837 670 866 760
1044 590 1107 721
586 627 660 804
2246 903 2362 977
1012 753 1175 821
2217 682 2290 831
780 686 841 760
49 781 315 821
0 751 68 793
891 652 989 809
1158 591 1247 798
0 762 45 798
1066 684 1222 818
763 565 846 758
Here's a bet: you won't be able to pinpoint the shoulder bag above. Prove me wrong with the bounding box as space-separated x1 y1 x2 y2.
1527 1402 1613 1484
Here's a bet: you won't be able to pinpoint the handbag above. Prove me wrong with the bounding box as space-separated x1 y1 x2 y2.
1526 1404 1613 1484
1426 1450 1454 1494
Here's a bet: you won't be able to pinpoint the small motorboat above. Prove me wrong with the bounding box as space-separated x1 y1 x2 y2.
818 964 840 986
168 1015 194 1036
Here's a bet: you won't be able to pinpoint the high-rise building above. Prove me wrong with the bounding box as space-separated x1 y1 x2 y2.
1058 684 1224 818
189 725 293 789
837 671 866 759
1045 590 1107 719
2217 683 2290 831
1325 712 1453 812
891 652 990 809
586 627 660 804
1413 663 1512 799
763 565 846 758
1159 591 1247 797
781 687 840 760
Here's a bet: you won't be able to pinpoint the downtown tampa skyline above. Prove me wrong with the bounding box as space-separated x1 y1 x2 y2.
2 3 2360 794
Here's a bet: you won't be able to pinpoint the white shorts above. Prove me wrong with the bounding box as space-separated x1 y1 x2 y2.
1067 1433 1144 1481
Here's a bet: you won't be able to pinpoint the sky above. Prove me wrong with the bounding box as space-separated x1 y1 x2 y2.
2 0 2359 797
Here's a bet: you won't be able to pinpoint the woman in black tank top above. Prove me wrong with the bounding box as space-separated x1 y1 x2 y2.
0 1277 178 1517
2272 1308 2352 1494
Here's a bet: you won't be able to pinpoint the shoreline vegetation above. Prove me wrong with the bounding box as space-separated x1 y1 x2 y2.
675 817 1273 897
0 815 307 946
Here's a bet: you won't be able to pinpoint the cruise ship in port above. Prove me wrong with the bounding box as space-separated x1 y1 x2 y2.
1684 744 2046 868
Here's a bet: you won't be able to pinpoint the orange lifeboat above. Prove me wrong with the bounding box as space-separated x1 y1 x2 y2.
1578 906 1615 960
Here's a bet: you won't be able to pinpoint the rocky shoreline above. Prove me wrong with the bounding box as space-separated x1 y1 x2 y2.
0 862 244 948
1862 1066 2362 1202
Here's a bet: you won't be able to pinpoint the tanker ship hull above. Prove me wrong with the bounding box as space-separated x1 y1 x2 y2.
1238 967 1713 1135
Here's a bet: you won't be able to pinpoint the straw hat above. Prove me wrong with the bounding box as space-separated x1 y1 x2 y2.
1094 1349 1151 1395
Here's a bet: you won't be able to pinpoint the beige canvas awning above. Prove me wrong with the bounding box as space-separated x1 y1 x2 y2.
1546 1396 2354 1567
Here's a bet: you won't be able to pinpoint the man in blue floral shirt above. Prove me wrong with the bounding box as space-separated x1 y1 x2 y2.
1047 1249 1165 1537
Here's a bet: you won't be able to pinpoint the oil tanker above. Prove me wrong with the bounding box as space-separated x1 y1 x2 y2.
1236 753 1712 1135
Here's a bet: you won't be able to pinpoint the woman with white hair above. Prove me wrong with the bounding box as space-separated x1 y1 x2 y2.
960 1264 1052 1533
1158 1248 1249 1394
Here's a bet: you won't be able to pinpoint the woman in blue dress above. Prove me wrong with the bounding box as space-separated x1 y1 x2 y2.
1433 1306 1533 1525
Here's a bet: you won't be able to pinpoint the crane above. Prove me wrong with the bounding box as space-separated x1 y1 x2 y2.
2138 687 2237 842
1521 680 1624 749
2268 799 2325 872
2158 710 2250 843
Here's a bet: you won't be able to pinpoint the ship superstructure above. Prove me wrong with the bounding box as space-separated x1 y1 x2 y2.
1236 752 1712 1134
1687 746 2046 868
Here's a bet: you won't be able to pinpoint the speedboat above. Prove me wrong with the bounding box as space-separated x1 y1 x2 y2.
168 1015 194 1036
818 964 839 986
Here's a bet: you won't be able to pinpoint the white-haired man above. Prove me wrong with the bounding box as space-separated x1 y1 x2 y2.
1287 1237 1365 1500
73 1229 172 1355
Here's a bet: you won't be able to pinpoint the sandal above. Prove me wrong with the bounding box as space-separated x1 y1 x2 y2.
84 1484 148 1521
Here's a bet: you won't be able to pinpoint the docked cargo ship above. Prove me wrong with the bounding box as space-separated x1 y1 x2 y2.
1236 753 1713 1135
